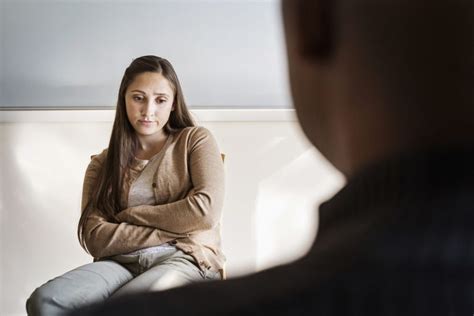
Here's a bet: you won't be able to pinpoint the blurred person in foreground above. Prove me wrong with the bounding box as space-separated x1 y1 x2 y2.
74 0 474 314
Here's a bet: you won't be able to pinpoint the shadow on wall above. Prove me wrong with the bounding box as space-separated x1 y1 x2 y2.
255 147 344 270
210 122 344 276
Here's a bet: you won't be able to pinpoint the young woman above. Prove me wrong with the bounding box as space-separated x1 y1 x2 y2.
26 55 225 315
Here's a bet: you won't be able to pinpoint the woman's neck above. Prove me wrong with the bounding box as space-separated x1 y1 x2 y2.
136 132 169 160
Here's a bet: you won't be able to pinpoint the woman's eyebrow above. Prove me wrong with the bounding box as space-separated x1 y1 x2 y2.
130 89 169 97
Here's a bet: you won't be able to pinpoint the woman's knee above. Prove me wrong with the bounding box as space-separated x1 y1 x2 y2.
26 261 133 315
26 285 61 316
26 278 93 316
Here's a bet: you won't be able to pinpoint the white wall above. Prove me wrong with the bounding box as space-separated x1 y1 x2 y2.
0 110 344 316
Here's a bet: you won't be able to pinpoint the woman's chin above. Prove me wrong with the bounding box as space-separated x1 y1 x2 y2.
135 128 163 137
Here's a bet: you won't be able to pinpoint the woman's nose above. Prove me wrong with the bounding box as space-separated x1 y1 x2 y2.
142 101 156 117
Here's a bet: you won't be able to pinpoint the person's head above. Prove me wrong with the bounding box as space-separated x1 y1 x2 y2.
78 56 195 250
282 0 473 176
115 55 194 142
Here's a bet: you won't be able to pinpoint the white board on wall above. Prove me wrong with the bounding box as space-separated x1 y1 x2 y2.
0 0 291 109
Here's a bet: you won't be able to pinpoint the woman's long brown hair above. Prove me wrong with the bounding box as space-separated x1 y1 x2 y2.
78 56 195 252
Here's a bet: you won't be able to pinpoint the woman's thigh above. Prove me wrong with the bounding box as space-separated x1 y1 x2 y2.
26 260 133 316
111 251 203 298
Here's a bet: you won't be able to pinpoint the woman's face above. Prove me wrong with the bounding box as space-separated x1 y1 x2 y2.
125 71 175 140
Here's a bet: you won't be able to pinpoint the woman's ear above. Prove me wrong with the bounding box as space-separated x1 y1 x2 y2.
283 0 335 61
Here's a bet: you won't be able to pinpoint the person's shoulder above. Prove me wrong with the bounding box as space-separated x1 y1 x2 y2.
88 148 108 167
175 126 214 143
189 125 213 137
178 125 211 135
82 149 108 177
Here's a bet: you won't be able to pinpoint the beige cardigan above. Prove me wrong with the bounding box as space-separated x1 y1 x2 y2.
80 126 226 274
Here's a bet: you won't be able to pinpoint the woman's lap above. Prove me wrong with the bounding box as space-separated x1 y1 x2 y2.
111 251 205 298
27 249 218 315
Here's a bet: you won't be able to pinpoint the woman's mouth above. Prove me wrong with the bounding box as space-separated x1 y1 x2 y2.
138 120 157 126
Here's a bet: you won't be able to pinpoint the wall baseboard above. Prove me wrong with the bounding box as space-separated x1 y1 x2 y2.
0 108 297 123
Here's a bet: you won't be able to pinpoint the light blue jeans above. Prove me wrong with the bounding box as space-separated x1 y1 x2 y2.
26 247 220 316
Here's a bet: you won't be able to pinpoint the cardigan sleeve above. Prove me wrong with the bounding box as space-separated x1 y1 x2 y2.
116 127 225 234
80 152 184 258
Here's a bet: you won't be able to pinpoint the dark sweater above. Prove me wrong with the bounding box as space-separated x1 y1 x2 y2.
75 146 474 316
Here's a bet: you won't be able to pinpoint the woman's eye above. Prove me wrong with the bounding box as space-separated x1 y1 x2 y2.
133 96 144 101
157 99 166 104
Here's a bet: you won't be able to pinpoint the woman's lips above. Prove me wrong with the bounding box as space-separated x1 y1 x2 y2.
138 120 157 126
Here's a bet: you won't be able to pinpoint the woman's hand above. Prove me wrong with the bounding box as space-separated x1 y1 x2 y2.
116 209 131 223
